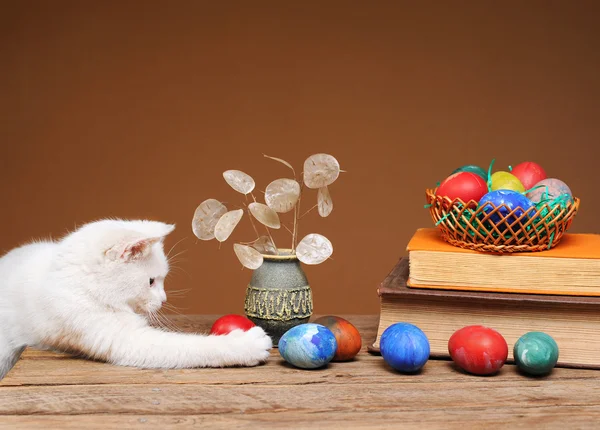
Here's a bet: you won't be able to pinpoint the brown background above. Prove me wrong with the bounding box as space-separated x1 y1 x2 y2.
2 1 599 315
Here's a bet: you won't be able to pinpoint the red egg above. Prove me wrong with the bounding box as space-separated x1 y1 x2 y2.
511 162 547 190
448 325 508 375
436 172 488 205
313 315 362 361
210 314 256 335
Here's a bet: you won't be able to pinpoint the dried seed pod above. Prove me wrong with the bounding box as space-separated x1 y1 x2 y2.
214 209 244 242
223 170 255 195
296 233 333 265
233 243 264 270
252 236 278 255
265 178 301 213
264 154 296 176
248 202 281 229
303 154 340 189
317 186 333 217
192 199 228 240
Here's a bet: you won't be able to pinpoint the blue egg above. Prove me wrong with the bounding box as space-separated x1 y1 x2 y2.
380 323 430 373
478 190 534 230
279 323 337 369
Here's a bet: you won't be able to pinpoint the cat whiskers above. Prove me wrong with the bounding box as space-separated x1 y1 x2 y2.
148 309 182 333
162 302 196 327
165 288 192 297
166 237 188 259
157 309 185 332
167 249 187 266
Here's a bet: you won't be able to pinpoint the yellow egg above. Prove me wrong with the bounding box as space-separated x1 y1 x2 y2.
490 171 525 192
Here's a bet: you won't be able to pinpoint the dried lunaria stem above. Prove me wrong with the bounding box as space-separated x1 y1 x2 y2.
192 153 342 270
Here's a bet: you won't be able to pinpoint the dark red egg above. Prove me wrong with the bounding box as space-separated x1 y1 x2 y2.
448 325 508 375
313 315 362 361
210 314 256 335
436 172 488 205
511 162 547 190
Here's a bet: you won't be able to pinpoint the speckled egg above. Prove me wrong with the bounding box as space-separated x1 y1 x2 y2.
448 325 508 375
312 315 362 361
526 178 573 205
513 332 559 376
380 323 430 373
279 323 337 369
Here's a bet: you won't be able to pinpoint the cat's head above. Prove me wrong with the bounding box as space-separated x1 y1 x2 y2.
61 219 176 316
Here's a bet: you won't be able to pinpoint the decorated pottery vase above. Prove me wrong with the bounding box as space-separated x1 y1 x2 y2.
244 250 313 347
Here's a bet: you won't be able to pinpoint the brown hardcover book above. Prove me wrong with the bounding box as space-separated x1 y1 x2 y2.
369 257 600 369
407 228 600 296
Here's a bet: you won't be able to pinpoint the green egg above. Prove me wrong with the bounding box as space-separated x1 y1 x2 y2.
513 332 559 376
452 165 488 181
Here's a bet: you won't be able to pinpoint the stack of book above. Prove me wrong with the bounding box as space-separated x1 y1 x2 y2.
369 228 600 369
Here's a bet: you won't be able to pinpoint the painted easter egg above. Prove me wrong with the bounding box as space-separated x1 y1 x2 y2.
436 172 488 205
279 323 337 369
210 314 256 335
513 332 559 376
478 190 534 230
312 315 362 361
526 178 573 205
511 162 547 190
380 323 430 373
490 171 525 193
448 325 508 375
451 165 488 181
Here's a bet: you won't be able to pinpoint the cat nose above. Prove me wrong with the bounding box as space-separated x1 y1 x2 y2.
159 291 167 303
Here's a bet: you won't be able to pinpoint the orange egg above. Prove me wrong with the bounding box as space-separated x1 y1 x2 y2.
313 315 362 361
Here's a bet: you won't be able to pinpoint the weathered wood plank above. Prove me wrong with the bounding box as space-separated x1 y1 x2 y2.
2 408 600 430
1 381 600 416
3 351 599 387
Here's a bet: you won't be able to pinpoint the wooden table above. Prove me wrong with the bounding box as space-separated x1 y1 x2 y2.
1 315 599 429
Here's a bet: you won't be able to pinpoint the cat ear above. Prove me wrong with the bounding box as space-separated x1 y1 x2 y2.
160 224 176 237
106 237 161 262
122 237 162 261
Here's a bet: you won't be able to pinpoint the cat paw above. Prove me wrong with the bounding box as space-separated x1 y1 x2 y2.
226 326 273 367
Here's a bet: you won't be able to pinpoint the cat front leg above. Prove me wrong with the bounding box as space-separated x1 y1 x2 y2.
79 318 273 369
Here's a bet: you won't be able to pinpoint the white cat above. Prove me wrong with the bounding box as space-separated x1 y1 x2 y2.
0 219 272 379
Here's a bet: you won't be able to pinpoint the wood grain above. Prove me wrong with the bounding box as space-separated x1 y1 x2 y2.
1 315 599 429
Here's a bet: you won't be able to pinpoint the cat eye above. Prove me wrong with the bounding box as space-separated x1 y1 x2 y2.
149 278 155 286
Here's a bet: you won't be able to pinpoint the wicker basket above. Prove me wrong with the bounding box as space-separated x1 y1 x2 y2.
426 188 580 253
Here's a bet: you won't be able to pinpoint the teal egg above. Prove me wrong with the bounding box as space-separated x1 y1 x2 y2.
452 165 488 181
513 332 559 375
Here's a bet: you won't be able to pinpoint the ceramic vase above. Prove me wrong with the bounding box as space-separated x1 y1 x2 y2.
244 250 313 346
